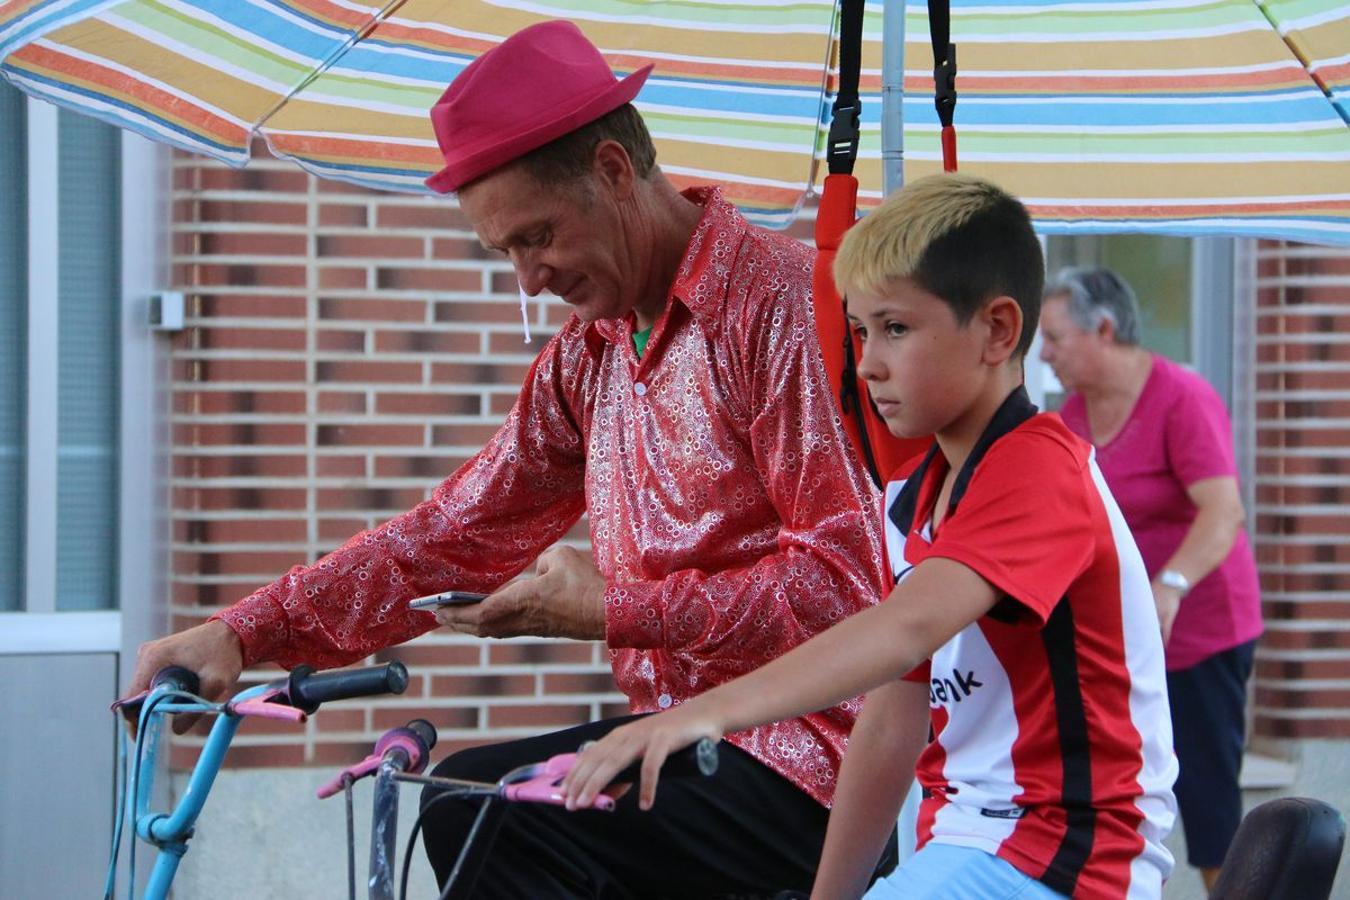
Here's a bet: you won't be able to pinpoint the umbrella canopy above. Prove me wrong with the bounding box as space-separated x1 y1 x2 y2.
2 0 1348 243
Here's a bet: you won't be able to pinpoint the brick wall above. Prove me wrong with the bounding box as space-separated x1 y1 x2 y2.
1251 242 1350 740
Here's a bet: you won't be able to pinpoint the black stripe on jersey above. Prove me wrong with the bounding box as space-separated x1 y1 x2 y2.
1039 598 1096 896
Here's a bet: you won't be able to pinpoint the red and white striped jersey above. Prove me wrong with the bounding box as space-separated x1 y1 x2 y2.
884 389 1177 900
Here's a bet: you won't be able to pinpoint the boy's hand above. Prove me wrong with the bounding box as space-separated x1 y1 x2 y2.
561 706 724 811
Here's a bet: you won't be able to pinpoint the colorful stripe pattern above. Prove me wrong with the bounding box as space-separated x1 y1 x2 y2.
2 0 1348 242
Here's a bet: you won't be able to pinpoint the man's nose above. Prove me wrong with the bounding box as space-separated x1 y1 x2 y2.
856 339 884 382
510 250 550 296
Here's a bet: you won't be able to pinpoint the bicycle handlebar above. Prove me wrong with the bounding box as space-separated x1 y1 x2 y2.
151 666 202 696
284 662 409 714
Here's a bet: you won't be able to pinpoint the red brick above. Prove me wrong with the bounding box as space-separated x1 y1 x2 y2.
430 674 536 698
316 455 367 477
430 423 513 447
174 453 308 478
318 391 367 413
375 204 469 230
318 235 426 259
318 517 370 543
319 203 369 227
434 300 523 325
1256 657 1350 680
1260 628 1350 651
429 361 530 387
317 179 380 197
488 703 590 729
196 358 307 382
175 551 301 577
198 327 306 352
432 237 495 260
373 455 466 479
542 672 621 695
372 706 479 731
1254 717 1350 739
197 167 310 193
199 294 307 318
315 486 429 510
316 360 422 384
599 701 631 719
311 741 381 766
182 486 308 511
488 643 597 666
319 297 427 322
319 266 370 289
196 231 308 257
317 329 366 352
376 266 481 293
374 330 478 354
316 423 424 447
198 200 307 226
314 708 369 733
490 271 519 294
490 393 522 415
374 644 483 668
176 423 307 446
375 392 480 416
1255 687 1350 708
176 517 309 544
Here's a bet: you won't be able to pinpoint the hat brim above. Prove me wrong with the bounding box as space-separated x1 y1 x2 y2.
425 63 654 195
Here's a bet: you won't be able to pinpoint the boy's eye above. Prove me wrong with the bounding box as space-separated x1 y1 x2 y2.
849 322 868 340
885 321 908 337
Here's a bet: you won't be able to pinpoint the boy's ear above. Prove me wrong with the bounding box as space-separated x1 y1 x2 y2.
981 295 1023 366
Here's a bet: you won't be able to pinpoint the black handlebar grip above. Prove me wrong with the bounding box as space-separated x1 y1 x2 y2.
152 665 202 696
285 662 409 714
407 718 438 752
609 737 720 785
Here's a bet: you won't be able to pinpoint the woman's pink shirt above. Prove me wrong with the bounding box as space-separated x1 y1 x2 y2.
1060 355 1263 670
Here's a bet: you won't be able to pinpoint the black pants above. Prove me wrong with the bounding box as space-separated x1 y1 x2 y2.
420 715 897 898
1168 639 1258 869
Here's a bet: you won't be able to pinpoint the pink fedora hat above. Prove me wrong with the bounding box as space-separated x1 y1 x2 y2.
425 20 654 194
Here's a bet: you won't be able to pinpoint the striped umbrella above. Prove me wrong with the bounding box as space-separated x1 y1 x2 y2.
2 0 1348 243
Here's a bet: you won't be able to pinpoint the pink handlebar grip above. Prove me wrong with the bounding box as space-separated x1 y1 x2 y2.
502 753 616 811
317 753 382 799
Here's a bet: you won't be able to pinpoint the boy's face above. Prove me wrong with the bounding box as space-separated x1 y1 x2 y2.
847 278 992 440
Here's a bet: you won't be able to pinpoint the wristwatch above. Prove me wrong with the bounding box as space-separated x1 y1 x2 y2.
1158 569 1191 597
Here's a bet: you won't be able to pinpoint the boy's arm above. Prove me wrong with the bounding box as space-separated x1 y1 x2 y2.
561 556 998 808
811 679 929 900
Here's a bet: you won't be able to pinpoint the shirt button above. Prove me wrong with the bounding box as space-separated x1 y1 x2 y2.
633 381 647 397
657 693 672 709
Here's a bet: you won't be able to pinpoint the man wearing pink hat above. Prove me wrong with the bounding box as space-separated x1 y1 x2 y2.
125 20 893 897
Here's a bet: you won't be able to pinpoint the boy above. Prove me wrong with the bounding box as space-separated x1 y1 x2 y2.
562 173 1177 900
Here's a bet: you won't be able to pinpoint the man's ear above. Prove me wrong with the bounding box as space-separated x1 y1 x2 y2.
592 140 635 200
982 295 1023 365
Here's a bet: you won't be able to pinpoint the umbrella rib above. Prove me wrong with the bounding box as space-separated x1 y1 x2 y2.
1251 0 1350 129
254 0 411 134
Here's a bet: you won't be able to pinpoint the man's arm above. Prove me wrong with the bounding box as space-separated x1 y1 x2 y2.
123 329 591 700
811 680 929 900
561 557 997 808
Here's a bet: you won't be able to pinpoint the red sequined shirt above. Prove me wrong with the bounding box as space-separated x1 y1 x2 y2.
215 188 886 805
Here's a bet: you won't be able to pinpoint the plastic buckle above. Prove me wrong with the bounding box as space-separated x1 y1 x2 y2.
933 45 958 126
826 103 861 174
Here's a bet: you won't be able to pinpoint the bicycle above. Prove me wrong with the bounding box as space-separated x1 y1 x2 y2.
322 722 720 900
104 661 411 900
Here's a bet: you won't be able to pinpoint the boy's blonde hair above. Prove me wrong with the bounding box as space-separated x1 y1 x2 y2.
834 173 1044 357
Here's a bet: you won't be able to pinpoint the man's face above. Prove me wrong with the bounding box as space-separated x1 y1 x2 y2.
457 163 635 323
848 278 991 441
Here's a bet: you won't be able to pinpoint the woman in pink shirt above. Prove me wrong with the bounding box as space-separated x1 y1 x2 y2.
1039 268 1263 893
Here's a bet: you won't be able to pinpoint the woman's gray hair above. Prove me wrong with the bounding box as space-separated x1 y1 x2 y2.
1043 267 1141 346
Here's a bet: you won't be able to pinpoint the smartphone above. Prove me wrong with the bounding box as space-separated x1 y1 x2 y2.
408 590 488 610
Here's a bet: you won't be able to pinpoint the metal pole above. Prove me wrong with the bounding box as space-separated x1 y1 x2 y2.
881 0 907 195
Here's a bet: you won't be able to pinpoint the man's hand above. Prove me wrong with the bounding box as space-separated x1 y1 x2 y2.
124 620 246 734
435 546 606 640
1151 580 1182 645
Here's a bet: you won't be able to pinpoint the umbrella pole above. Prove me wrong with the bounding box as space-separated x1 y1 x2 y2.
881 0 907 195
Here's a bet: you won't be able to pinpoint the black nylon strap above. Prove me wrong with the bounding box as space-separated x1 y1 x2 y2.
928 0 957 128
827 0 866 175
